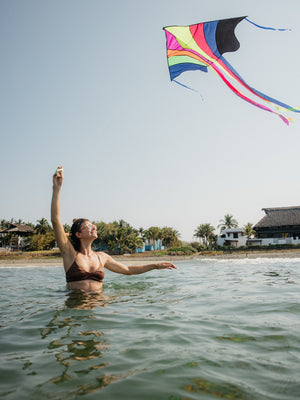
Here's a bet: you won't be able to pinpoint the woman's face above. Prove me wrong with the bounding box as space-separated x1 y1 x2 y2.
78 221 98 239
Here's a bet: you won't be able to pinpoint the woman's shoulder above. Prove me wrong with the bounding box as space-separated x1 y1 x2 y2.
95 251 108 256
95 251 111 263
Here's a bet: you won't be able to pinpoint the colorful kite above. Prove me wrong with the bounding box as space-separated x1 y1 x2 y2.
163 17 299 125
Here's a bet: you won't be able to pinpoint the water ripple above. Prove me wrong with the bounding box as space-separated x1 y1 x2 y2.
0 261 299 399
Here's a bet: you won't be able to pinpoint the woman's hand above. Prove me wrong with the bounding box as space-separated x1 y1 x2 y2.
53 166 64 190
155 262 177 270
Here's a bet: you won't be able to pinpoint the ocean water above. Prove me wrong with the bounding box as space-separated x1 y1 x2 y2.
0 258 300 400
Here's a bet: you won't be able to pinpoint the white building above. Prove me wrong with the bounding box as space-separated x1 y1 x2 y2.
217 228 248 248
217 207 300 248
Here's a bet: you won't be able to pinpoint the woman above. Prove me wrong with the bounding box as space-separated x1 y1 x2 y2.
51 167 176 292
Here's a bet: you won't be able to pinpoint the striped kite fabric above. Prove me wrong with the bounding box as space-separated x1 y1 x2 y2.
163 17 299 125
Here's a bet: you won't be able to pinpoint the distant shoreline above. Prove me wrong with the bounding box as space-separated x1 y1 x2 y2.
1 249 300 266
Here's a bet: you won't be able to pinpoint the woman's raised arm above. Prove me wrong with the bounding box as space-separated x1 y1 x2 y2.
51 167 74 259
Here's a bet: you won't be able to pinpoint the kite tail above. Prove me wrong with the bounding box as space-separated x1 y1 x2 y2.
173 79 198 92
217 57 300 116
274 104 300 113
245 18 291 32
214 24 299 115
211 63 291 125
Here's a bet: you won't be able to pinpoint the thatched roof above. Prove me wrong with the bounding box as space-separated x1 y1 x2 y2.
0 224 35 234
254 207 300 228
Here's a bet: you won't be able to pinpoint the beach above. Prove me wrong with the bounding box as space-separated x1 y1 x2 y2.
1 249 300 267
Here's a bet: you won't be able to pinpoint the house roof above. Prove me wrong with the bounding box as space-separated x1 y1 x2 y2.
221 228 244 233
0 224 35 234
254 207 300 228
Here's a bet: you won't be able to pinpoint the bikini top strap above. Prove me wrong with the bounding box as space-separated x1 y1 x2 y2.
96 253 103 267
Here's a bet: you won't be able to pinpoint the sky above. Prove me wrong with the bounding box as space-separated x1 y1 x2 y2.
1 0 300 241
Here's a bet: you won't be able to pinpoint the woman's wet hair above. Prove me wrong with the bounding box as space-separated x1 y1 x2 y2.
70 218 89 251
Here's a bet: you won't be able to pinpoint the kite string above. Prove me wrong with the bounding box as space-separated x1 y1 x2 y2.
245 18 291 32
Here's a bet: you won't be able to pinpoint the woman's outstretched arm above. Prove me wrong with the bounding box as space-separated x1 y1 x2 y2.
101 253 176 275
51 167 74 262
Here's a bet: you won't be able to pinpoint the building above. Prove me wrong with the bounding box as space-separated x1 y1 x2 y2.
136 239 165 253
0 224 35 250
253 206 300 246
217 228 248 248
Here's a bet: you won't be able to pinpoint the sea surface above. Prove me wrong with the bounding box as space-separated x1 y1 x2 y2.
0 258 299 400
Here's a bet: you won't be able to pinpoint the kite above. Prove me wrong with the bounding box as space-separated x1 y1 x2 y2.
163 17 299 125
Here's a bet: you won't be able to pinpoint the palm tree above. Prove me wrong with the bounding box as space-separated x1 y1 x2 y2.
161 227 180 248
138 227 146 241
35 218 52 235
126 234 143 254
105 219 140 254
194 223 215 247
144 227 162 251
218 214 238 232
63 224 71 233
243 222 256 239
145 226 161 241
25 222 35 229
0 219 10 229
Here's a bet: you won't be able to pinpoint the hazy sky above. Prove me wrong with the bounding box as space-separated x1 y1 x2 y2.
1 0 300 241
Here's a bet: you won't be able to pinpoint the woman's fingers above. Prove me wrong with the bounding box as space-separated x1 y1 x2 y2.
157 262 177 270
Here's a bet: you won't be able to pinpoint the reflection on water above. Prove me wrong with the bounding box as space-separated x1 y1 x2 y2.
64 290 111 310
183 377 248 400
37 291 114 396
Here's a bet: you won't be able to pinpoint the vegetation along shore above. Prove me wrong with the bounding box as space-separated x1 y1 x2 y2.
2 214 300 265
1 247 300 267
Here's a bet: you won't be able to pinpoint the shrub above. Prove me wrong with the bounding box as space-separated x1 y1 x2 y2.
25 233 56 251
166 246 197 256
189 242 206 251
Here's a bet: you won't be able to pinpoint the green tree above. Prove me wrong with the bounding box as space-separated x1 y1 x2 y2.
93 221 109 245
25 232 56 251
93 220 143 254
145 226 162 241
126 234 143 253
243 222 256 239
0 219 10 229
144 226 162 250
25 222 35 229
138 227 146 241
63 223 71 233
35 218 52 235
218 214 238 232
161 227 180 248
194 223 215 247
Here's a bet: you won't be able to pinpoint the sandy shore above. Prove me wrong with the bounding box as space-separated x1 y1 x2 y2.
1 250 300 266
